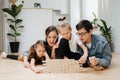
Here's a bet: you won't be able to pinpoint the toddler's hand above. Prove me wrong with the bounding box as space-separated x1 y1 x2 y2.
78 55 87 64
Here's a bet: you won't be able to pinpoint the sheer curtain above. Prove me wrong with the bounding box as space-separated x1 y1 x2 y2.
82 0 98 21
98 0 109 21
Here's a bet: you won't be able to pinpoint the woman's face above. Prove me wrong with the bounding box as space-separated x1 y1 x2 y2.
35 45 46 58
46 31 58 47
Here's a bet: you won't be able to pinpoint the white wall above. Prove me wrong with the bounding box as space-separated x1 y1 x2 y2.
107 0 120 53
18 9 53 52
3 0 70 53
3 0 120 53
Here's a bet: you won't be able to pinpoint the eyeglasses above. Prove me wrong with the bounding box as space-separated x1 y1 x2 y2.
76 31 88 36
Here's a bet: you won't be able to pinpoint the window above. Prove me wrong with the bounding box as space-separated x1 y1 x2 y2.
82 0 98 21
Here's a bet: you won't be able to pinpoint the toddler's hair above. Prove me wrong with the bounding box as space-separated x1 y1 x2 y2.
57 17 71 33
58 16 66 21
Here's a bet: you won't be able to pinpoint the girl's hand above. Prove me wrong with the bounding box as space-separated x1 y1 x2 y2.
23 61 30 68
34 68 44 74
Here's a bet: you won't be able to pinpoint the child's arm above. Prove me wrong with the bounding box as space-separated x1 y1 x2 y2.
76 39 88 64
29 58 43 73
23 56 30 68
79 44 88 64
23 51 30 68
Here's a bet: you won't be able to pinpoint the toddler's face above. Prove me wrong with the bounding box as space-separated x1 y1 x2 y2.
59 27 71 40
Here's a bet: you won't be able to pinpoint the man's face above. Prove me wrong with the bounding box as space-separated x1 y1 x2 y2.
77 28 92 43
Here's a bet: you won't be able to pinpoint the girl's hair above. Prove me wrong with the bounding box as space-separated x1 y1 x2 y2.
29 40 45 54
28 40 46 65
45 26 58 44
57 17 71 33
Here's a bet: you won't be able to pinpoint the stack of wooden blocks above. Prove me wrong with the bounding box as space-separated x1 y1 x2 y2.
44 59 83 73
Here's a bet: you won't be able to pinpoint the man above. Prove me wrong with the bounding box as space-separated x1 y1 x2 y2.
76 20 112 70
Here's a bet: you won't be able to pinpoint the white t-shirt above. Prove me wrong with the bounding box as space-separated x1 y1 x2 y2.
69 34 82 52
86 43 91 49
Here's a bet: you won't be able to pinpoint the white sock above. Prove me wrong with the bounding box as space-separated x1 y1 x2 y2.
1 52 7 58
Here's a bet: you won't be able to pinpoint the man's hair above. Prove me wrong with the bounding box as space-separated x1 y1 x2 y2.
76 20 93 32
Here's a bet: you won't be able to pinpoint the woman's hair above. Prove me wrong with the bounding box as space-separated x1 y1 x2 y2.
57 17 71 33
45 26 58 37
28 40 46 65
76 20 93 32
45 26 58 44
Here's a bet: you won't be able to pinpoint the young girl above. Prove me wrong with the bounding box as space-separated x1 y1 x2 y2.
27 40 49 73
1 40 50 73
56 17 88 66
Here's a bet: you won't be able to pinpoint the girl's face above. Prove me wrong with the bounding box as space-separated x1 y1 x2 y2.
59 27 71 40
46 31 58 47
35 45 46 58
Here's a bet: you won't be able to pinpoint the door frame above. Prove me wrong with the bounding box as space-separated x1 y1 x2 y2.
0 0 4 53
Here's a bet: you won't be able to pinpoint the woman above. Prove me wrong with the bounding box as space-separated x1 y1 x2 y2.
1 26 60 67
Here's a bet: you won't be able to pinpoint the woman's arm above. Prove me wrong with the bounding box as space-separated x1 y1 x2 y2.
51 44 58 59
45 52 50 60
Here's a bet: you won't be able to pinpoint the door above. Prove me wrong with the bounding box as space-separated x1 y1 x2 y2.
0 0 3 53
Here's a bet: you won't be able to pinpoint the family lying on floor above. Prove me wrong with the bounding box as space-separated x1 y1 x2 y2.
1 19 112 73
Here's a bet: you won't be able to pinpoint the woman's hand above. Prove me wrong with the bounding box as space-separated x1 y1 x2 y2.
51 43 59 59
53 43 59 49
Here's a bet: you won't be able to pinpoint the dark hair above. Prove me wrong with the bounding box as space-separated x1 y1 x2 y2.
58 17 66 21
45 26 58 36
76 20 93 32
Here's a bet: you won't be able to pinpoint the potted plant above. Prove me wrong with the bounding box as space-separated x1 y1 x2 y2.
91 12 113 52
2 4 24 53
98 19 114 52
91 12 99 28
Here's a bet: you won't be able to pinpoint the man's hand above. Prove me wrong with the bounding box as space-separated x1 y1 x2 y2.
89 56 99 66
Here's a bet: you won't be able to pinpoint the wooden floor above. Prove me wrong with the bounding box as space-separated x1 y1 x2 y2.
0 53 120 80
